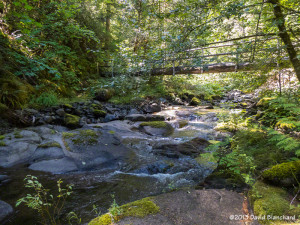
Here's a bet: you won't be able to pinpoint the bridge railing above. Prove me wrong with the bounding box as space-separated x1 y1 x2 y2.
100 35 299 76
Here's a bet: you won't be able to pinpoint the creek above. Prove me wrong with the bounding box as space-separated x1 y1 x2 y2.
0 105 234 224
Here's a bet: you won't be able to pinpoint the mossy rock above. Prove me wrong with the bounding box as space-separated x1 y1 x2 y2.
139 121 174 136
0 141 7 146
63 103 73 109
93 109 107 118
91 103 103 110
38 142 61 148
262 160 300 187
88 197 160 225
178 120 188 128
64 114 81 129
94 89 114 102
0 135 5 140
63 130 100 147
195 153 218 170
249 181 300 224
190 97 201 106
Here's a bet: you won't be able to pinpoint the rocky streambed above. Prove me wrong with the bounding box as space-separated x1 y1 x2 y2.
0 90 258 224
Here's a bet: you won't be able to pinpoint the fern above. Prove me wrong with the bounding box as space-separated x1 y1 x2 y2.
266 128 300 156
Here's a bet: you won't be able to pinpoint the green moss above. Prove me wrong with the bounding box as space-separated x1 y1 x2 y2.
64 103 73 109
0 135 5 140
140 121 174 136
72 129 100 145
93 125 102 128
178 120 188 128
249 181 300 224
190 97 201 106
108 130 115 134
62 132 77 139
64 114 80 128
14 131 23 139
0 141 7 146
88 213 112 225
91 103 103 110
93 109 107 118
195 153 218 170
88 197 160 225
38 142 61 148
262 160 300 186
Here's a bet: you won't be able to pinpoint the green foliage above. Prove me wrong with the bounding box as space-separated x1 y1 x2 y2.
0 70 33 109
266 128 300 156
258 97 300 130
16 175 73 225
31 92 58 107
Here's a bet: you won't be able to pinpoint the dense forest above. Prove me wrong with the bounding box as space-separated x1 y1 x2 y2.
0 0 300 224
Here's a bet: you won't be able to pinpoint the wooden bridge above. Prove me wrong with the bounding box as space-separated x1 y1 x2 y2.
101 34 297 76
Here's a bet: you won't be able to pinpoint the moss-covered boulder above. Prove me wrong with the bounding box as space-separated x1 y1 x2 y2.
88 197 160 225
94 89 114 102
139 121 174 136
178 120 188 128
249 181 300 224
262 160 300 187
64 114 81 129
93 109 107 118
190 97 201 106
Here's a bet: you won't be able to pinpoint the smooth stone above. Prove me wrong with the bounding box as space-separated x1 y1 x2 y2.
0 200 13 222
29 157 78 174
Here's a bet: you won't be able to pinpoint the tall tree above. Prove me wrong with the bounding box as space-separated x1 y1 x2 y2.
268 0 300 81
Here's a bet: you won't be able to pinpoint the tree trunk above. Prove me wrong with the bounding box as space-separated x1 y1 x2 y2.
269 0 300 81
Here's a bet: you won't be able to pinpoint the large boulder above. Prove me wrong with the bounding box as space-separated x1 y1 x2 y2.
94 89 114 102
262 160 300 187
249 181 300 224
29 157 78 174
0 130 41 167
89 189 249 225
153 137 210 158
0 200 13 222
61 128 135 171
125 114 165 122
64 114 82 129
139 121 174 137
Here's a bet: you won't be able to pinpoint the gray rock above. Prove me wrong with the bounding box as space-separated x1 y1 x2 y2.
128 108 140 115
141 124 174 137
44 116 53 123
0 130 41 167
116 189 249 225
143 103 162 113
125 114 147 122
0 200 13 222
29 157 78 174
0 175 9 182
31 146 65 162
55 108 65 117
61 128 135 171
104 114 117 122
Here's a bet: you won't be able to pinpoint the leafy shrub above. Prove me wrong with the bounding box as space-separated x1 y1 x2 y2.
16 175 74 225
31 92 58 107
0 70 33 109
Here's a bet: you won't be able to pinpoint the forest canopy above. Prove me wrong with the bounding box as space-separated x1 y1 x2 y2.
0 0 299 108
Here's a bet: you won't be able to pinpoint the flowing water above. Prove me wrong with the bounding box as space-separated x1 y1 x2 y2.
0 106 232 224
